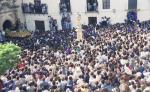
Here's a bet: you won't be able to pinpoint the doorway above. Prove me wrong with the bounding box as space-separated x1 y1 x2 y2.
35 20 45 31
128 0 137 10
3 20 12 31
88 17 97 26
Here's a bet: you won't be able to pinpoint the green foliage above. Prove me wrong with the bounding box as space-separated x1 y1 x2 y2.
0 43 21 75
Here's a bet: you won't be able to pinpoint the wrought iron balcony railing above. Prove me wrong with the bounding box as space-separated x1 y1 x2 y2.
59 2 71 13
87 3 98 12
22 3 48 14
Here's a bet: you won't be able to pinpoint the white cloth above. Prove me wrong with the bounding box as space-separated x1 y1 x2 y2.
140 51 149 59
124 66 132 75
143 87 150 92
120 59 128 65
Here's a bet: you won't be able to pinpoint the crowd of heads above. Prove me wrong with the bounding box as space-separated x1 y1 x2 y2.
6 28 76 51
1 19 150 92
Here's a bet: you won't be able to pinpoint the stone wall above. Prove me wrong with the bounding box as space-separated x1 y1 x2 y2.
0 0 19 30
0 11 16 30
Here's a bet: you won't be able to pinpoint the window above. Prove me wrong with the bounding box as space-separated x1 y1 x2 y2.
128 0 137 10
22 0 48 14
103 0 110 9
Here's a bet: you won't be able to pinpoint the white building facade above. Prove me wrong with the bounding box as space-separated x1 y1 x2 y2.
20 0 150 31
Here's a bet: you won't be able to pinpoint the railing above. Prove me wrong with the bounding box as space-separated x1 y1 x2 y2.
59 0 72 30
21 3 48 14
61 13 72 30
59 2 71 13
87 3 98 12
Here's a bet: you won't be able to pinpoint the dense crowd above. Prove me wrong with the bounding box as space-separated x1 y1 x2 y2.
6 29 76 50
0 20 150 92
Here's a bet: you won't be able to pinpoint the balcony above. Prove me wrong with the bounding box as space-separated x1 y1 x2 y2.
59 0 72 30
87 0 98 12
59 0 71 13
21 3 48 14
61 13 72 30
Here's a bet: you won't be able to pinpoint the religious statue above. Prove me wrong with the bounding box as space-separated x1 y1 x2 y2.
76 13 83 41
77 13 81 29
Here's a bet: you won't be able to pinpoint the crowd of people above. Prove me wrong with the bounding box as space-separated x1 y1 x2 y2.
5 28 76 51
1 19 150 92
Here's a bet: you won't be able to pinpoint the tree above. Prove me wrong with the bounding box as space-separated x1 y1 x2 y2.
0 43 21 75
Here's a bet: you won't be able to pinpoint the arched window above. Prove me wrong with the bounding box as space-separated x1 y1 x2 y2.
3 20 12 30
103 0 110 9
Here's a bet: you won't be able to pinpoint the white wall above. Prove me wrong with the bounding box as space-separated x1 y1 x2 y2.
16 0 26 23
47 0 62 29
22 0 150 31
71 0 128 25
0 12 16 30
0 0 21 30
138 0 150 22
25 15 49 31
